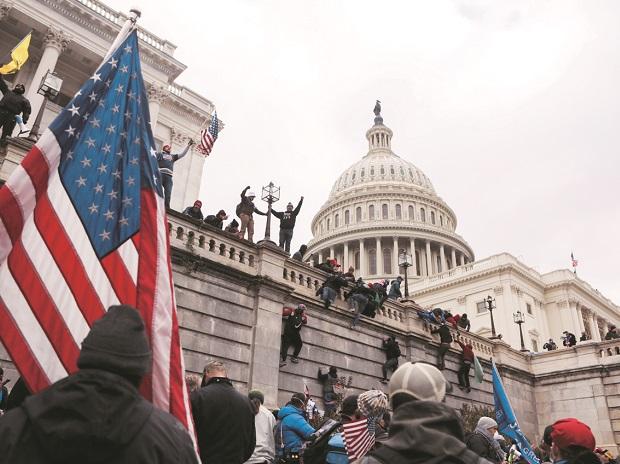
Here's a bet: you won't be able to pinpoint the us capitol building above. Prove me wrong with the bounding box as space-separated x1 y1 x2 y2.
307 104 620 353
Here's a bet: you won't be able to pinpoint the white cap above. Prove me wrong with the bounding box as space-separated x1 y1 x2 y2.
388 362 448 405
247 191 256 197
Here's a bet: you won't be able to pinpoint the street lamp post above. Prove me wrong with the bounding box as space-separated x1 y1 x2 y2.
398 250 412 298
259 181 280 244
485 295 501 340
27 70 63 142
513 309 528 352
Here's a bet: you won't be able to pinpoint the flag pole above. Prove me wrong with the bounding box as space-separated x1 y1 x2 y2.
100 8 141 66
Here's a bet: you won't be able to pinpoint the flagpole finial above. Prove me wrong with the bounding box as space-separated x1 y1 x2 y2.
129 7 141 23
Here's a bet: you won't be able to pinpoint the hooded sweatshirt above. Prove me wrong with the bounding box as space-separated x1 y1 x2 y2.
276 404 316 455
359 400 491 464
0 369 197 464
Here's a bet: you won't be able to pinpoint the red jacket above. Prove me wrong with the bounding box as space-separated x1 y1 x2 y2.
457 341 474 363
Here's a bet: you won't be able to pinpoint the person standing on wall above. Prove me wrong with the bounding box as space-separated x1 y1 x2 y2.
156 139 194 210
236 186 267 243
271 196 304 253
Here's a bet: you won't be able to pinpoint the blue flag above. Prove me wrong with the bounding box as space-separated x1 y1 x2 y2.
492 360 540 464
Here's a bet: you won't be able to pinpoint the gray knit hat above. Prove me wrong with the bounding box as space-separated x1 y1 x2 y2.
477 416 498 430
77 305 151 377
388 362 448 405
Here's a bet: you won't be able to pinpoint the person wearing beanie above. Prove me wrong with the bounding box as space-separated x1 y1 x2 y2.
204 209 229 229
0 305 198 464
549 418 598 464
191 360 256 464
275 393 316 460
271 196 304 253
236 186 267 242
292 244 308 262
358 390 389 438
244 390 276 464
358 362 487 464
466 416 505 463
182 200 204 220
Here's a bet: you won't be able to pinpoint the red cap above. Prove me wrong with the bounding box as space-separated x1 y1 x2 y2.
551 418 595 451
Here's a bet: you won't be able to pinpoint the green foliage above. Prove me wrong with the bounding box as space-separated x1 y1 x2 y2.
459 402 495 435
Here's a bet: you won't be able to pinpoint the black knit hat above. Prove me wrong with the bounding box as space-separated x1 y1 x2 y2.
77 305 151 377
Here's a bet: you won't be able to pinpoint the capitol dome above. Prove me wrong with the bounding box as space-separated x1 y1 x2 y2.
306 104 474 281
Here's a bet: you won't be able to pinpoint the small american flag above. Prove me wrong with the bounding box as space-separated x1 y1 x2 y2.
342 417 375 461
196 111 219 156
571 252 578 268
0 30 195 442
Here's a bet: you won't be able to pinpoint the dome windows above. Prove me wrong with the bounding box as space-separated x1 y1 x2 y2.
408 205 414 221
420 208 426 222
370 166 375 176
345 210 350 225
431 211 436 225
360 168 365 178
395 204 402 219
327 218 331 230
335 214 339 228
380 166 385 175
382 204 388 219
369 205 375 219
390 166 395 175
355 207 362 222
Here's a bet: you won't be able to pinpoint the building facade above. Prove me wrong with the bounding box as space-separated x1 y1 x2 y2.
0 0 219 210
307 109 474 280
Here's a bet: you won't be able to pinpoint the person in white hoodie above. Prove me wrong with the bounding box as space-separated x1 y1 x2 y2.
245 390 276 464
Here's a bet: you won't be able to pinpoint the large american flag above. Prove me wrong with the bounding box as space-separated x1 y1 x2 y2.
196 111 219 156
342 417 375 461
0 30 194 439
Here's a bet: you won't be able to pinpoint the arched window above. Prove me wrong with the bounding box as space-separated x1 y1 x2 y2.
370 167 375 176
327 218 330 230
390 166 395 175
420 208 426 222
431 211 436 224
354 252 360 270
382 204 388 219
356 207 362 222
383 248 392 275
351 171 356 181
360 168 365 178
380 166 385 175
369 249 377 274
335 214 339 228
369 205 375 219
345 210 350 225
408 205 414 220
395 204 402 219
400 167 405 177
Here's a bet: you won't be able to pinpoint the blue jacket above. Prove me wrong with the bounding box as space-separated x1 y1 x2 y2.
276 404 315 455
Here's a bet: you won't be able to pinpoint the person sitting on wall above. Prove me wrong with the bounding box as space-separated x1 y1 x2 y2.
388 277 403 300
317 258 339 274
280 304 308 367
579 331 590 342
605 325 619 340
445 311 457 328
224 219 240 234
292 244 308 262
182 200 204 220
562 331 577 347
317 271 348 309
343 266 356 282
543 339 558 351
204 209 228 229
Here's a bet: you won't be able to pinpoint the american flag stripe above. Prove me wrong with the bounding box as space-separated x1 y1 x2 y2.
0 29 196 447
196 111 219 156
342 417 375 460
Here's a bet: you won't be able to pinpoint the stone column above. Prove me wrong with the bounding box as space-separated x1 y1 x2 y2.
318 251 323 264
591 313 601 341
451 248 457 269
26 27 70 123
375 237 382 275
425 240 432 276
359 239 366 276
393 237 399 276
459 254 465 266
147 83 169 127
409 237 417 276
343 242 349 271
439 244 447 273
575 303 585 335
329 246 335 259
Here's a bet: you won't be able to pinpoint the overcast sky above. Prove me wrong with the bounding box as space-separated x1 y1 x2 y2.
108 0 620 304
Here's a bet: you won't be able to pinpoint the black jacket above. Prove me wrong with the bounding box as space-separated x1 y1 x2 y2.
0 369 198 464
383 339 401 360
183 206 204 220
359 401 491 464
271 198 303 229
204 214 224 229
466 431 503 463
0 75 31 121
431 324 453 344
236 187 266 217
190 377 256 464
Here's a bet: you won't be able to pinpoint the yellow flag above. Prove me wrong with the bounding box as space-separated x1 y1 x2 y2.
0 32 32 75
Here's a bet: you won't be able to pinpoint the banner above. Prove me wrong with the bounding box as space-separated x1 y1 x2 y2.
492 360 540 464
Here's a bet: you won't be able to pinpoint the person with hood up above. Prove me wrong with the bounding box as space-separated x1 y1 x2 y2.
380 335 401 384
292 244 308 262
182 200 204 220
0 305 198 464
275 393 316 461
204 209 228 229
236 186 267 242
280 304 308 367
0 74 30 145
562 331 577 347
225 218 240 234
271 196 304 253
357 362 489 464
466 416 506 463
156 140 194 209
388 277 403 300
